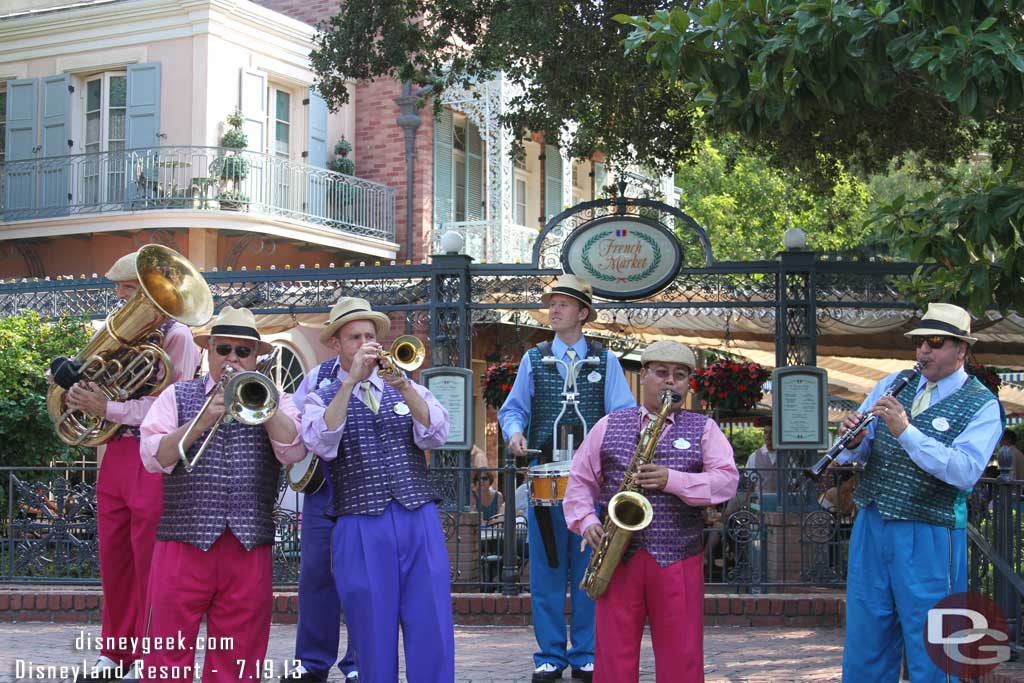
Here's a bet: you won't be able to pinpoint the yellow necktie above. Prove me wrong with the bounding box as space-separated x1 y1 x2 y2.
911 382 937 418
566 348 578 376
361 381 379 414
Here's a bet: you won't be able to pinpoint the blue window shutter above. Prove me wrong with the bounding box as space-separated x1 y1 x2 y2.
433 108 453 227
40 74 70 215
465 119 483 220
306 88 328 220
544 144 562 221
126 62 161 149
4 78 38 216
593 161 606 199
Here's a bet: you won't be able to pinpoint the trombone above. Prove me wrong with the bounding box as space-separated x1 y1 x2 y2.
176 351 280 472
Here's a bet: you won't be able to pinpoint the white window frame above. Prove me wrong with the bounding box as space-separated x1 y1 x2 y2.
82 71 127 204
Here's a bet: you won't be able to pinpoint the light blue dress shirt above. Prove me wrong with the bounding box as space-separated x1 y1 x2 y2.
497 336 636 441
837 367 1003 490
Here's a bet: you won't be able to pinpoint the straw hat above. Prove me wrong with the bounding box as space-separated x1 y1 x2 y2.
193 306 274 355
320 296 391 344
904 303 977 346
541 274 596 323
105 252 139 282
640 340 696 372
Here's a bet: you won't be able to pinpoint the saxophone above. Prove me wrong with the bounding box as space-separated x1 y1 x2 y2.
579 389 682 599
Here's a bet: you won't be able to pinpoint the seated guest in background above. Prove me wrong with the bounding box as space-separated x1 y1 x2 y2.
472 471 505 524
745 419 777 494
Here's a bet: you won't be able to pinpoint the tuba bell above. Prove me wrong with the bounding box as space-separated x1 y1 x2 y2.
47 244 214 446
377 335 425 378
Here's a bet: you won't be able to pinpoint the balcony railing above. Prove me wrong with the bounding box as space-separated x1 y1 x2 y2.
434 220 539 264
0 146 396 243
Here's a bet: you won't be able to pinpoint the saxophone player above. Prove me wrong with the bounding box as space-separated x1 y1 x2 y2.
563 341 739 683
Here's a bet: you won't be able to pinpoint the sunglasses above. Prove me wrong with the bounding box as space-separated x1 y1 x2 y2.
914 335 952 350
213 343 254 358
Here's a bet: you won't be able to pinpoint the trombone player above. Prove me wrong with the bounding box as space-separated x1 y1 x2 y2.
564 341 738 683
139 307 304 682
54 250 201 682
301 297 454 683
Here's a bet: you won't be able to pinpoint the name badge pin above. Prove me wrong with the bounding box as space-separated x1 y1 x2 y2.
587 371 602 383
318 378 332 389
394 402 411 416
932 417 950 432
672 438 691 450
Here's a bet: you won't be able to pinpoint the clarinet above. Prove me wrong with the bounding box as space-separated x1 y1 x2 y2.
805 361 925 479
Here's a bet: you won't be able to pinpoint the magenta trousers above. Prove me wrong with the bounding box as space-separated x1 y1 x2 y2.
96 435 163 663
594 550 704 683
143 532 272 682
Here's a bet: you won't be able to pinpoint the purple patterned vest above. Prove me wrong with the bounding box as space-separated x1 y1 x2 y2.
157 376 280 551
599 407 706 567
317 380 440 517
119 319 182 439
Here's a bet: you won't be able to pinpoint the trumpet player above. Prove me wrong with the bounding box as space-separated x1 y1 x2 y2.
564 341 738 683
139 307 305 682
58 251 201 682
300 297 454 683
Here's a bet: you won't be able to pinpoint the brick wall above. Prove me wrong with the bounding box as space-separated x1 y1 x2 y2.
353 80 435 264
0 587 846 628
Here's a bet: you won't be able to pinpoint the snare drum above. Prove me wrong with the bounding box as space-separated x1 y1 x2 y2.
528 461 571 506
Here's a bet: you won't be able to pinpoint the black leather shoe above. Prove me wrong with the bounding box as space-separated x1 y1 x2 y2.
531 665 564 682
570 666 594 682
280 672 324 682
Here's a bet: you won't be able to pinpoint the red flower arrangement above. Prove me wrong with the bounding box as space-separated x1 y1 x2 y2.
482 362 518 410
690 360 771 413
966 362 1001 396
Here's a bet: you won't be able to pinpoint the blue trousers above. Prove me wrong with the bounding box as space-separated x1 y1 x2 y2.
843 505 966 683
331 501 455 683
295 486 357 679
527 503 595 670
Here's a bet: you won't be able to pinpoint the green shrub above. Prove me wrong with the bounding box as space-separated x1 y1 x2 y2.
724 426 767 467
0 312 92 469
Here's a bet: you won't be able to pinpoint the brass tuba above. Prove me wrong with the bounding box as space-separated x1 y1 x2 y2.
377 335 425 378
47 244 214 446
579 389 681 600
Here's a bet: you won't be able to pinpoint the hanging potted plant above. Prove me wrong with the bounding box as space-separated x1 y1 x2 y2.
328 138 356 217
482 362 518 410
691 360 771 414
212 111 251 210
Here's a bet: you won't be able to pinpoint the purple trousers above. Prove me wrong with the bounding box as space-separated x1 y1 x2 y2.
331 501 454 683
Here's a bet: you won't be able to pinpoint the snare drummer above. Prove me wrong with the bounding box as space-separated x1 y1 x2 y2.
498 274 634 683
300 297 454 683
277 297 364 683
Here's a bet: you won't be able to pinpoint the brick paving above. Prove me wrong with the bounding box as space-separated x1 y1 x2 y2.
0 621 848 682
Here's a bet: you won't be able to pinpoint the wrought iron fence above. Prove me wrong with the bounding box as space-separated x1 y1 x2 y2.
0 146 396 242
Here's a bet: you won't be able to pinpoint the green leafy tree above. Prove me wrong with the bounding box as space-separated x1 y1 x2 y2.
618 0 1024 313
676 136 874 260
310 0 698 172
0 313 92 469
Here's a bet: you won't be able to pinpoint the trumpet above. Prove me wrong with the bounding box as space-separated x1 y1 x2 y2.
377 335 425 378
176 354 280 472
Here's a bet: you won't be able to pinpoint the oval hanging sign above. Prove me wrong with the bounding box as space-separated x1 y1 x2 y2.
561 215 682 300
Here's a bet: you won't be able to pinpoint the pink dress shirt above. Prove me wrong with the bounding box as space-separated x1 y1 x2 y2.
301 367 450 460
564 407 738 537
104 322 201 427
139 375 305 474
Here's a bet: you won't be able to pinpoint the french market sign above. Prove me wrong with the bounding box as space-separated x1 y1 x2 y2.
561 215 682 300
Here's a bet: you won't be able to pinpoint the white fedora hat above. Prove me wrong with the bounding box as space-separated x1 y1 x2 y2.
640 340 696 371
541 274 597 323
193 306 274 355
105 252 139 282
904 303 977 346
320 296 391 344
